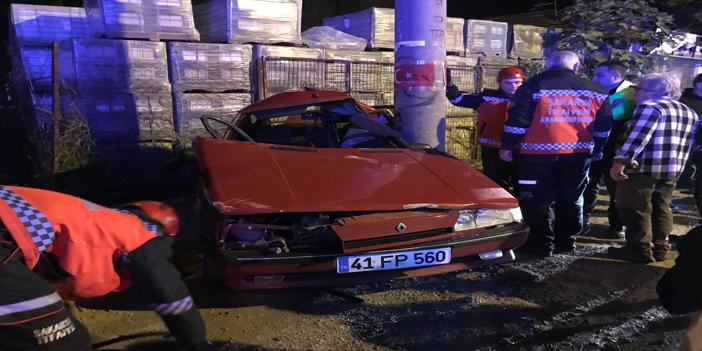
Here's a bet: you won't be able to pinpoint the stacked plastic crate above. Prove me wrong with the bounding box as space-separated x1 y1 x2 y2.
8 4 89 128
446 18 466 55
324 8 464 55
168 42 252 141
193 0 302 44
323 7 395 50
322 9 397 107
84 0 199 41
63 39 176 155
465 20 509 58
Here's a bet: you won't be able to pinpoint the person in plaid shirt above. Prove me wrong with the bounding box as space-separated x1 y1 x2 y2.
608 73 700 263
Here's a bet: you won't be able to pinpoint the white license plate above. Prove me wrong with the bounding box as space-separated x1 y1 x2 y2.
336 247 451 274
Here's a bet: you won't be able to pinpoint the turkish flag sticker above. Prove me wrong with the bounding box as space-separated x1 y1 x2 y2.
394 63 441 90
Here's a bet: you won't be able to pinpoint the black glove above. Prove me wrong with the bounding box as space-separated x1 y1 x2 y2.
445 68 461 100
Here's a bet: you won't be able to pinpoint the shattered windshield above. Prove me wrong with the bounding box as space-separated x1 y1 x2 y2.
232 101 406 149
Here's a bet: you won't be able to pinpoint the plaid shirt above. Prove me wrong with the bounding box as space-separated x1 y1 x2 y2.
614 97 699 179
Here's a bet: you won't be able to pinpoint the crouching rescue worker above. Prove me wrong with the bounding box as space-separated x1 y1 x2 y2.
446 66 526 192
0 185 211 351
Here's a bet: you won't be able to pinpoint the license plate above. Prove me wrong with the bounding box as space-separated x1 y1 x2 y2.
336 247 451 274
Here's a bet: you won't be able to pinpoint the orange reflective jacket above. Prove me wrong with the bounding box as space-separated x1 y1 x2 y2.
0 186 157 299
476 98 510 148
519 90 608 155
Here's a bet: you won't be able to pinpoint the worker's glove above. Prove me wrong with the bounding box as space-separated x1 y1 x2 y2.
445 68 461 100
446 84 461 101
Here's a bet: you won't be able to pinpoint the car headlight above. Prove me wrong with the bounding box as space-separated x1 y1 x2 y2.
453 208 523 231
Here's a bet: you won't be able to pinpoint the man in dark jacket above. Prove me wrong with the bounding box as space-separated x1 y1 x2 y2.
583 61 637 238
500 51 613 257
657 225 702 350
446 66 525 191
680 73 702 219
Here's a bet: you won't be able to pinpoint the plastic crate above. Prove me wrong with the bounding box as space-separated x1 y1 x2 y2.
84 0 199 41
194 0 302 44
168 42 252 93
323 8 395 50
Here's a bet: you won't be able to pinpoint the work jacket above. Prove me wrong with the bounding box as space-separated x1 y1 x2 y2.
448 89 511 148
0 185 157 298
501 68 613 156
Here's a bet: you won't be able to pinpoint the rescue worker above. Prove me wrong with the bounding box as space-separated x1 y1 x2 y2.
0 185 212 351
500 51 613 257
583 61 637 237
446 66 526 191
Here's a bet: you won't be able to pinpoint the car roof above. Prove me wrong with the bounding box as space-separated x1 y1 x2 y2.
239 90 376 114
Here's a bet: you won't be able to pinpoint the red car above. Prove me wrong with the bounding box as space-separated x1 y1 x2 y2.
193 90 528 290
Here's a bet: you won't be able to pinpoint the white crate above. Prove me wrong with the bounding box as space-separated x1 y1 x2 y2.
70 39 170 93
323 8 395 50
84 0 199 41
168 42 252 93
174 92 251 139
465 20 509 57
446 17 465 54
194 0 302 44
10 4 89 46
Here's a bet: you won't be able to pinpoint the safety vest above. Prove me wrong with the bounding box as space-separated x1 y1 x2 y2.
519 90 609 154
476 96 510 148
0 186 158 299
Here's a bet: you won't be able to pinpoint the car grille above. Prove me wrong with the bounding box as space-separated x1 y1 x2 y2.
343 228 453 250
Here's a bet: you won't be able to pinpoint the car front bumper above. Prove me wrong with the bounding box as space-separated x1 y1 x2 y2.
204 222 529 290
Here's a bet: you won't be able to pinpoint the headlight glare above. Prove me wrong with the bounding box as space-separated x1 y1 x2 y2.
453 208 522 231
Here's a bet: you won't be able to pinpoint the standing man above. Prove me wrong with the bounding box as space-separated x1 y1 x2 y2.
500 51 613 257
446 66 526 191
679 73 702 219
583 61 637 237
0 185 213 351
609 73 699 263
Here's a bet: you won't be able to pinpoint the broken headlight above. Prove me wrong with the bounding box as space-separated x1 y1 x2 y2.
453 208 523 231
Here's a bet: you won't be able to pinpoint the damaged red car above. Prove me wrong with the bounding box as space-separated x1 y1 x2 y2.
193 90 528 290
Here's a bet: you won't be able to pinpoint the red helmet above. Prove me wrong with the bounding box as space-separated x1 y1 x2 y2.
124 201 180 236
497 67 526 82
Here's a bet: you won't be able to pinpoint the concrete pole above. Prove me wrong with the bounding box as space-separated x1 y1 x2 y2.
394 0 447 149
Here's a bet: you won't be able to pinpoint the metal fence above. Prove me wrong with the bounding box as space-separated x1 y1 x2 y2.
257 56 527 164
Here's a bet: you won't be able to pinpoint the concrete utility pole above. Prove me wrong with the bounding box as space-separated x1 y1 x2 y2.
394 0 447 149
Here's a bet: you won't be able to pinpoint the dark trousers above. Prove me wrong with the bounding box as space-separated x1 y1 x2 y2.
694 153 702 219
583 124 622 230
616 173 676 254
517 154 591 253
0 262 91 351
481 147 517 192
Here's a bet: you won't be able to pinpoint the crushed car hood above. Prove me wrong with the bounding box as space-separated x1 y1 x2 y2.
194 138 517 215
